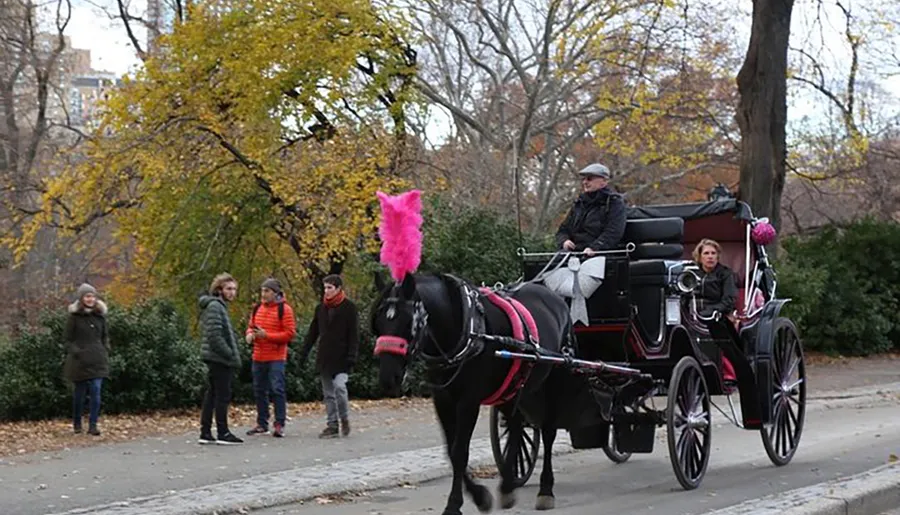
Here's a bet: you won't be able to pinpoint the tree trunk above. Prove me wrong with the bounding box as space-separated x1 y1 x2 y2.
736 0 795 242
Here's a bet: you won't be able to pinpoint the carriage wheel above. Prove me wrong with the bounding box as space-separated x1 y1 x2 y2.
760 317 806 466
602 423 632 464
490 406 540 488
667 356 712 490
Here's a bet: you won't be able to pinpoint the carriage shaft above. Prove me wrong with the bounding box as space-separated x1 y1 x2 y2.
494 350 648 377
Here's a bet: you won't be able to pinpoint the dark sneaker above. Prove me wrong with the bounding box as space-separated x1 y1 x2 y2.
318 426 339 439
273 423 284 438
340 419 350 437
73 425 83 434
216 432 244 445
198 433 217 445
87 426 101 436
246 425 269 436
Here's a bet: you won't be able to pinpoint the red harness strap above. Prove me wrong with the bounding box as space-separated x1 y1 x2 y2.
479 288 540 406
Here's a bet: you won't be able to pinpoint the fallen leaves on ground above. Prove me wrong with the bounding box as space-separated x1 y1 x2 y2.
804 351 900 366
0 397 431 459
470 464 499 479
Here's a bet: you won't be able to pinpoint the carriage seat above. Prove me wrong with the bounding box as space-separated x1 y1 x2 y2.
623 217 685 261
622 217 686 347
624 217 685 286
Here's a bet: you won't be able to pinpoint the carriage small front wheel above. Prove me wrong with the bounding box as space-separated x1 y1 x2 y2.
760 317 807 466
490 406 540 487
667 356 712 490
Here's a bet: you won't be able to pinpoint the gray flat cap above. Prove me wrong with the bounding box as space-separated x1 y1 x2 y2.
577 163 611 179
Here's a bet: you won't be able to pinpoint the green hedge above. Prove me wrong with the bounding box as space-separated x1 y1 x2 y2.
0 299 402 421
778 218 900 356
0 200 537 421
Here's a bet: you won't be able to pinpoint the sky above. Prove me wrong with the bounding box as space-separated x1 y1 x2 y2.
67 0 145 76
65 0 899 143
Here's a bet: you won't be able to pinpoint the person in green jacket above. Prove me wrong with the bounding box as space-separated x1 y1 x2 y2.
198 273 244 445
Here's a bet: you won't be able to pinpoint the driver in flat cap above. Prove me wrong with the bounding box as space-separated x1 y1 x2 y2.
555 163 626 256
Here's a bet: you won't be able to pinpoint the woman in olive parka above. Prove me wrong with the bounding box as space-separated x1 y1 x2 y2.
63 283 109 436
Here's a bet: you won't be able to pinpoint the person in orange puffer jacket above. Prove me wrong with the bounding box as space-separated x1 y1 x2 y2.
245 278 296 438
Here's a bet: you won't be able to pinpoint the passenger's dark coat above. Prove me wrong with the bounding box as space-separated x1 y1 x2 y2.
696 263 738 317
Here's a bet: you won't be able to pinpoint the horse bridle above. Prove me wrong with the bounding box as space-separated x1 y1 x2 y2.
373 291 429 359
373 278 485 370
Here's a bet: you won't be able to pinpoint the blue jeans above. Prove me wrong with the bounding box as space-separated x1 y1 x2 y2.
73 378 103 428
252 360 286 428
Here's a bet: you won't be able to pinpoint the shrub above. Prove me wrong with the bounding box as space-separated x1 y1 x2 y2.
421 195 551 285
0 299 208 421
778 218 900 355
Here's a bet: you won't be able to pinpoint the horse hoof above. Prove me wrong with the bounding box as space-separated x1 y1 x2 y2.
535 495 555 510
500 491 517 509
472 485 493 513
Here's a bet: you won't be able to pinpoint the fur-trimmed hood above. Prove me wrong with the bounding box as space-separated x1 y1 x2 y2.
68 299 108 316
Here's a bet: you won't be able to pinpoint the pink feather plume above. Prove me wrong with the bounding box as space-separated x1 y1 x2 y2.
377 190 424 281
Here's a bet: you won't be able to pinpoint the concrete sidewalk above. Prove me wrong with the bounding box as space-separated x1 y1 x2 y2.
1 357 898 515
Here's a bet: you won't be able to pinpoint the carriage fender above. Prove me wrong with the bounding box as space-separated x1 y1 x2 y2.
667 326 694 360
754 299 791 358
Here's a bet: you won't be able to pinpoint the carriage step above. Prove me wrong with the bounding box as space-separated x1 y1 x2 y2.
613 420 656 453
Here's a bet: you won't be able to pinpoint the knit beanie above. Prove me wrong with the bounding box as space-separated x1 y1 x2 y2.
76 283 97 300
260 277 282 294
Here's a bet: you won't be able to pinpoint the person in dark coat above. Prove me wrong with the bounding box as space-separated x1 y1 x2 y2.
555 163 627 256
197 273 244 445
299 274 360 439
693 239 738 317
64 283 109 436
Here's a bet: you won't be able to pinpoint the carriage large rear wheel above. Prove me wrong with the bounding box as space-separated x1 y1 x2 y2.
667 356 712 490
490 406 540 488
761 317 806 466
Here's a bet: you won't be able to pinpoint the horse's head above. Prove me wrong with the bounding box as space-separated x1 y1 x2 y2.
371 273 426 396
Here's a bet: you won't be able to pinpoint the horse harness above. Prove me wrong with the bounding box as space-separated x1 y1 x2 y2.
422 275 542 406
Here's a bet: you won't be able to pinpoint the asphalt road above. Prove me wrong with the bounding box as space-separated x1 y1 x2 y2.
254 398 900 515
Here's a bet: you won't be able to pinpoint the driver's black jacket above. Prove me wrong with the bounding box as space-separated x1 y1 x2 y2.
696 263 738 317
554 187 626 251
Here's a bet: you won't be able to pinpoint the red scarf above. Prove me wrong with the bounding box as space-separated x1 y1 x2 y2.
324 290 345 308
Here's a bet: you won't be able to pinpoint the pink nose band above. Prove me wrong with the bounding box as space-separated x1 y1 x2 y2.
374 336 409 356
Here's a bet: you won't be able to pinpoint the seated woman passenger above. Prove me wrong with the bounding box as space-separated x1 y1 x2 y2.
693 239 738 318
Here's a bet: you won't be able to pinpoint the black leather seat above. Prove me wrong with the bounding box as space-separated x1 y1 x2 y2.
624 218 684 261
622 217 686 347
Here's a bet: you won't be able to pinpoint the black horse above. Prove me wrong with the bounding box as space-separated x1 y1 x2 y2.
372 271 585 514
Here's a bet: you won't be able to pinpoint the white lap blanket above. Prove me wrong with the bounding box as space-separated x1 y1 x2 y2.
542 256 606 326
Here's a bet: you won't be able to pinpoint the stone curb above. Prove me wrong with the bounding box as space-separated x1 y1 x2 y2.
48 383 900 515
47 438 577 515
705 462 900 515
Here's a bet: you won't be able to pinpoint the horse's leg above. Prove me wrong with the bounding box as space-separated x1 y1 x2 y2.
450 400 493 514
498 406 524 509
432 395 464 515
536 424 558 510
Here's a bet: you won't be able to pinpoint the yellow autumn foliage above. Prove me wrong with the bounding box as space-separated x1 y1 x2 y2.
14 0 416 301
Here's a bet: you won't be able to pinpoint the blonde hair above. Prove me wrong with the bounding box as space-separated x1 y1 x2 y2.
692 238 722 264
209 273 237 296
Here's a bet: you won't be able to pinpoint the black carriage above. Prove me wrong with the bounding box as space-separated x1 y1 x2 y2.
490 198 807 490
